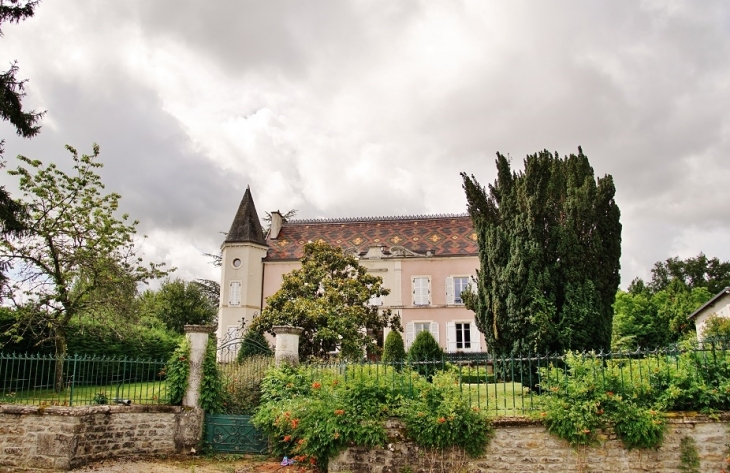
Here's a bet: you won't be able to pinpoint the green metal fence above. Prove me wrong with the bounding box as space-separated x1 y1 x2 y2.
0 352 170 406
300 342 730 416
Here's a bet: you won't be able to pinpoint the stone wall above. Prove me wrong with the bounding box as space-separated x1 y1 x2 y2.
330 414 730 473
0 404 203 470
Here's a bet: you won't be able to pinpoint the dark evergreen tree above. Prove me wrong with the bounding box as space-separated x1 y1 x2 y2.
462 148 621 354
236 329 273 362
407 330 444 379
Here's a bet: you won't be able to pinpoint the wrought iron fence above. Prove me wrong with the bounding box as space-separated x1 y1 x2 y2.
299 341 730 416
0 352 170 406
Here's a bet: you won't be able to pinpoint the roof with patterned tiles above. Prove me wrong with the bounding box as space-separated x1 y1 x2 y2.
265 213 479 260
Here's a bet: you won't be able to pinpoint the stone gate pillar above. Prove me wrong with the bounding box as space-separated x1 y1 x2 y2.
273 325 303 366
183 324 216 408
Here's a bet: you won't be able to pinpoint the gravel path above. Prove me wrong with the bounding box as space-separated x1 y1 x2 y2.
2 455 305 473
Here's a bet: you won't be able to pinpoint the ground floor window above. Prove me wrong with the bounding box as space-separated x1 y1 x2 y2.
455 322 471 350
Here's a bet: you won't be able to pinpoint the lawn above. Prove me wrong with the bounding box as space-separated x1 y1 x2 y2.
0 380 170 406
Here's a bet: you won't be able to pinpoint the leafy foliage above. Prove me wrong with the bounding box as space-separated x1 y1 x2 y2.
612 281 712 349
382 330 406 364
137 278 217 334
536 352 665 449
462 148 621 355
251 241 401 360
199 337 226 413
649 253 730 295
166 338 190 406
400 371 494 457
253 364 493 469
222 354 274 415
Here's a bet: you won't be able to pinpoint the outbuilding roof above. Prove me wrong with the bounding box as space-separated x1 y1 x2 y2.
687 286 730 320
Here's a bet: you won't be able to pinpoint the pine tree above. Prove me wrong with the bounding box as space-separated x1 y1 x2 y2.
462 148 621 354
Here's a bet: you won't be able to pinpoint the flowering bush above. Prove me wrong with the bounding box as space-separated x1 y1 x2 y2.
253 364 493 468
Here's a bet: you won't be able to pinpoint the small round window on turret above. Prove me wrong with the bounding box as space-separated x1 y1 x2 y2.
232 258 242 268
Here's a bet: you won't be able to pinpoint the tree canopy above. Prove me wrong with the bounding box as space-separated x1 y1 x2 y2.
137 278 217 334
0 144 170 364
250 240 401 360
462 148 621 354
646 253 730 295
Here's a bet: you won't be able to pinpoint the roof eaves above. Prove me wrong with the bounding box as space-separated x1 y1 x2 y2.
687 286 730 320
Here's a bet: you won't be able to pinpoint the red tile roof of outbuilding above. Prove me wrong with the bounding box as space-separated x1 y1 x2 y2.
265 214 478 260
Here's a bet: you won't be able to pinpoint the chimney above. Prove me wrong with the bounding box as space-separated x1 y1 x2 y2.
270 210 283 239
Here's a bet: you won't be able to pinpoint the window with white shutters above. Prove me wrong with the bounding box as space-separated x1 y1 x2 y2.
406 321 439 349
229 281 241 306
447 321 482 353
412 277 430 306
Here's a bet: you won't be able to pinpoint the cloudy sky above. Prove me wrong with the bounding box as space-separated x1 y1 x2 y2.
1 0 729 288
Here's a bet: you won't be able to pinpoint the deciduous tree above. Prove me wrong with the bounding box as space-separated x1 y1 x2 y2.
0 144 169 388
251 241 400 360
462 148 621 354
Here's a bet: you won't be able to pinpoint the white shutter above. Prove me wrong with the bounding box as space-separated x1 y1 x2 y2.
447 322 456 352
430 322 439 344
229 281 241 306
406 322 415 349
368 294 383 306
445 277 454 305
471 322 482 352
413 277 430 305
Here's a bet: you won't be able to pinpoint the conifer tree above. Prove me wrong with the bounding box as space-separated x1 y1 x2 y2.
462 148 621 354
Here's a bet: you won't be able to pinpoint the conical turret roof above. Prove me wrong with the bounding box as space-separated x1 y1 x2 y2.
224 186 267 246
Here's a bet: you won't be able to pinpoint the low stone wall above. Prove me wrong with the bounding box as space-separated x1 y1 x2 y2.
330 414 730 472
0 404 203 470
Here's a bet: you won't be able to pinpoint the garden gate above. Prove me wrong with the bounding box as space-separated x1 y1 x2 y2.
203 331 273 454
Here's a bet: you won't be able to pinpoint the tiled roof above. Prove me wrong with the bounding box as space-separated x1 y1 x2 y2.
265 214 478 260
225 187 267 246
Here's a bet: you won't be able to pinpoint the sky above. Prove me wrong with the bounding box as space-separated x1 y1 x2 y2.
1 0 729 289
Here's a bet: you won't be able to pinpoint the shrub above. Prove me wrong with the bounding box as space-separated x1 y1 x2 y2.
536 352 665 449
382 330 406 364
166 338 190 405
253 364 493 468
236 329 273 362
407 330 444 379
400 371 494 457
200 337 227 413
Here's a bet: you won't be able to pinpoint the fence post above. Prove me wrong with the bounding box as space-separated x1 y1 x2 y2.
182 325 215 408
273 326 303 366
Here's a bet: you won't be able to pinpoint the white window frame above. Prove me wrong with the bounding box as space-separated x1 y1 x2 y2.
446 321 482 353
446 276 471 305
412 276 431 306
405 321 439 350
229 280 242 306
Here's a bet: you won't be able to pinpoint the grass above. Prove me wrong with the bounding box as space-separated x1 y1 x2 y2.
0 380 170 406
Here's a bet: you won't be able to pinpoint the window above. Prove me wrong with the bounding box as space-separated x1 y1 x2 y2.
406 321 439 349
447 322 482 352
412 277 430 306
229 281 241 306
446 276 476 304
455 323 471 349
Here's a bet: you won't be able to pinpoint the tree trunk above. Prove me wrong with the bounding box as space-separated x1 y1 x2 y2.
54 328 68 393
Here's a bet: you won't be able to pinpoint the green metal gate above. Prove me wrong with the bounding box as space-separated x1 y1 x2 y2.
204 414 268 453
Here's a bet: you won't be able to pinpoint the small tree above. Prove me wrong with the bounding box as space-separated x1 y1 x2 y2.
251 241 401 360
138 278 217 334
237 329 273 362
0 144 169 389
407 330 443 379
382 330 406 364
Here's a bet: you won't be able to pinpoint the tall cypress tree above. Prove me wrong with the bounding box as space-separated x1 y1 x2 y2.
462 148 621 354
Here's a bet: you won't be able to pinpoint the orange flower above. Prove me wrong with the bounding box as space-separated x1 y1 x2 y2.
437 417 446 424
333 432 340 439
312 382 322 389
331 379 339 386
472 407 480 412
582 429 591 434
606 391 614 397
283 435 292 442
597 409 604 415
283 411 291 418
540 412 547 418
298 438 306 445
334 409 345 416
291 418 300 429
